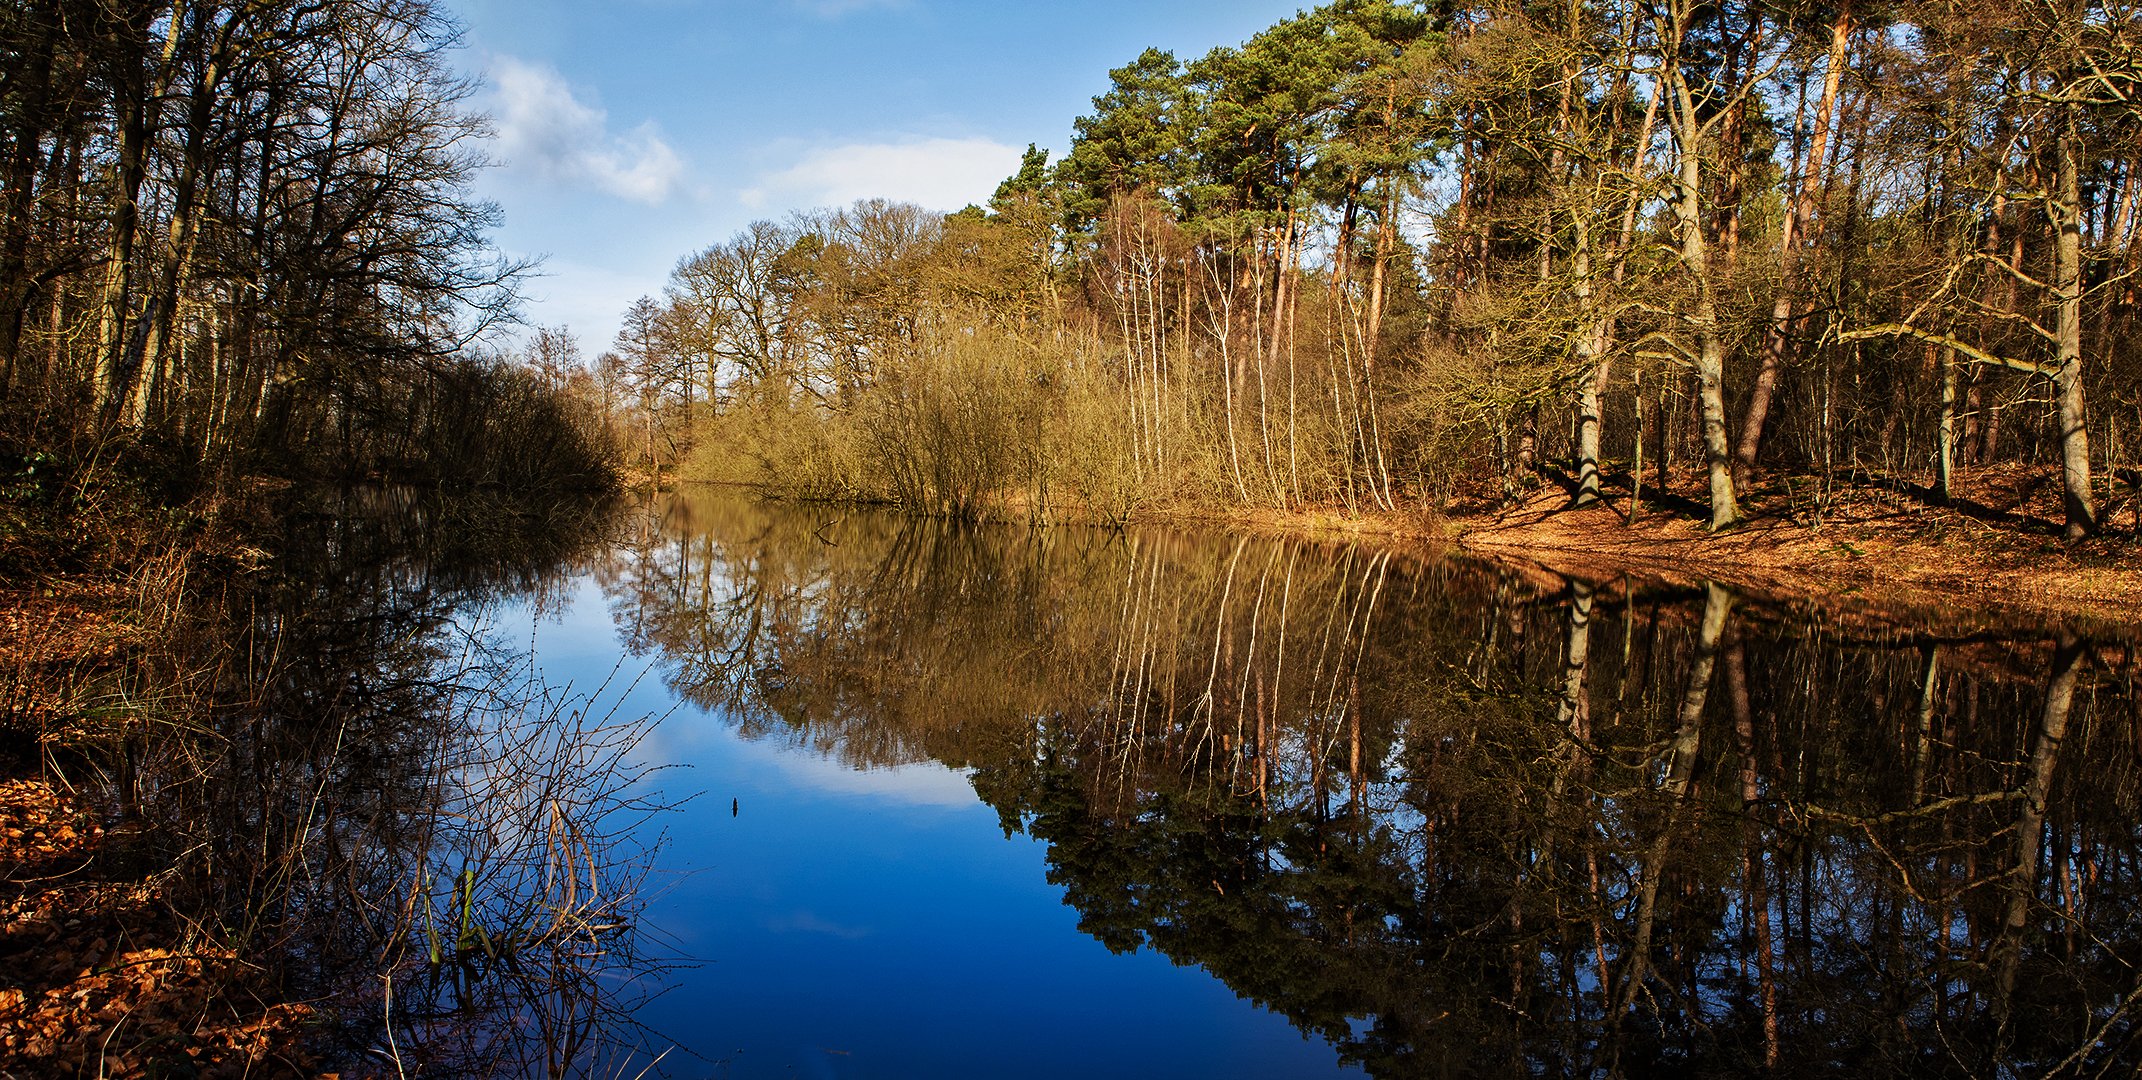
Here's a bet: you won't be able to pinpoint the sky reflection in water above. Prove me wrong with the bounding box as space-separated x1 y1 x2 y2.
490 573 1355 1079
476 489 2142 1079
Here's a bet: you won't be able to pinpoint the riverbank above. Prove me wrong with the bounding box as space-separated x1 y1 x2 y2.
0 486 320 1075
1135 463 2142 630
0 458 631 1075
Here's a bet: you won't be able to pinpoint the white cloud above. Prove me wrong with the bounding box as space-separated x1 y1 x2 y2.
740 136 1023 214
764 752 979 809
488 55 685 205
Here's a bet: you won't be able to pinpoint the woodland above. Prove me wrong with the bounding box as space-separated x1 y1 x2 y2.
5 0 2142 1072
595 0 2142 544
0 0 611 498
0 0 624 1073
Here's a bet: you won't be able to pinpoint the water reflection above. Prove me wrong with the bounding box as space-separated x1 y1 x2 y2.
74 487 669 1076
608 488 2142 1078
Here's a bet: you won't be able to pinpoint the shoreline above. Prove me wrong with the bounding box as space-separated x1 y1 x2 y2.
670 471 2142 628
1118 477 2142 632
7 465 2133 1069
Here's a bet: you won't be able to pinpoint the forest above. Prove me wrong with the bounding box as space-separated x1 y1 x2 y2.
0 0 611 500
6 0 2142 1072
0 1 631 1073
598 0 2142 541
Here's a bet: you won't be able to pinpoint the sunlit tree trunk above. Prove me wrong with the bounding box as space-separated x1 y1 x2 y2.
94 10 161 423
1571 217 1606 506
1662 28 1743 531
1739 1 1851 479
140 10 233 427
2051 93 2097 538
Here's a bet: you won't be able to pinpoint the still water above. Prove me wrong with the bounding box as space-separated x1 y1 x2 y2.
471 487 2141 1078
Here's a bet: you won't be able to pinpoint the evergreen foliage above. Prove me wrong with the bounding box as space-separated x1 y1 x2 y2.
613 0 2142 539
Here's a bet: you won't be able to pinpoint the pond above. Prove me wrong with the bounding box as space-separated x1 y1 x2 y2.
462 486 2140 1078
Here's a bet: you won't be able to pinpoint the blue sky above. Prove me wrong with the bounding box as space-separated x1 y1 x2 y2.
448 0 1311 356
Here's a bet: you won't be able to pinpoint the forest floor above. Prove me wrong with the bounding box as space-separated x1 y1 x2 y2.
0 493 318 1076
1189 462 2142 630
0 771 315 1078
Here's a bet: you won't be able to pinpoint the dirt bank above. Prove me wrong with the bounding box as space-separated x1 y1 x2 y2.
1144 464 2142 629
1450 466 2140 629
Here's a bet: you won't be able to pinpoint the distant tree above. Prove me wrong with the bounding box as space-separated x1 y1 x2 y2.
527 326 583 391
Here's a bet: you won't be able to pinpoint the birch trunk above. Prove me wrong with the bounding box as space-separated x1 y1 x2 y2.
1665 48 1742 530
2053 96 2097 538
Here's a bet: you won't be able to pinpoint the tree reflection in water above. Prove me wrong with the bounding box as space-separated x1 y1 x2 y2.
607 488 2142 1078
79 487 673 1077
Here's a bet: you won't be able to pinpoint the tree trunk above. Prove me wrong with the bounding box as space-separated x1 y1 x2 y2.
139 24 228 427
1936 345 1957 502
1631 370 1645 521
1663 20 1743 530
1572 216 1608 507
94 69 152 424
1738 1 1851 478
0 0 60 371
1697 318 1740 529
2053 96 2096 539
1579 62 1663 510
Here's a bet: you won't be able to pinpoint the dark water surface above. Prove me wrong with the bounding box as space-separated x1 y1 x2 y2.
474 487 2142 1078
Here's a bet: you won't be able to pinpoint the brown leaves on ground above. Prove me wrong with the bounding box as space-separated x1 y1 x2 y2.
1455 463 2142 628
0 580 143 744
0 491 334 1076
0 582 135 666
0 778 316 1078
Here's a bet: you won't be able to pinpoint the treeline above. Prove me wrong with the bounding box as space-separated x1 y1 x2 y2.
0 0 610 493
604 0 2142 536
